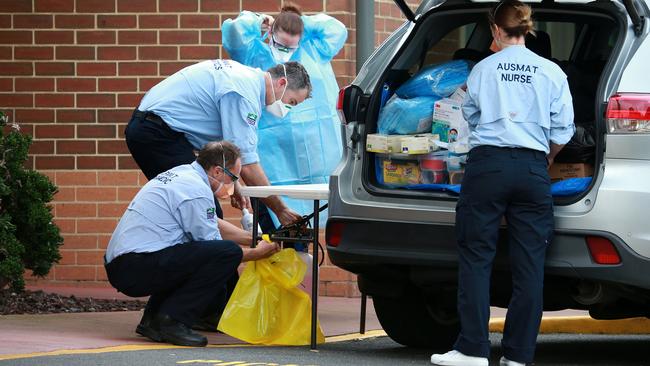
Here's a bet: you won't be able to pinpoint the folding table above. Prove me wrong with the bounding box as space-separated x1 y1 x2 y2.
239 183 329 350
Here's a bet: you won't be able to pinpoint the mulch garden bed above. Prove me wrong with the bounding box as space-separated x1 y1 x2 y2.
0 289 146 315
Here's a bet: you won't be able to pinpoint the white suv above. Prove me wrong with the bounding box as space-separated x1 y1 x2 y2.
326 0 650 347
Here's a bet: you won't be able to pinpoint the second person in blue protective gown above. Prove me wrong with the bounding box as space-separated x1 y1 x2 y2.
222 3 348 226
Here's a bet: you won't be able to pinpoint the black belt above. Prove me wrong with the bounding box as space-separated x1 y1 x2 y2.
470 145 546 161
133 109 166 127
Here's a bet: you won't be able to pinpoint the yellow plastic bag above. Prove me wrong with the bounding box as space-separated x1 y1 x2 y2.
217 248 325 345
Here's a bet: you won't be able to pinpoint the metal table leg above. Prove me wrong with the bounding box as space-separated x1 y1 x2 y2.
360 293 367 334
251 197 259 248
311 199 319 350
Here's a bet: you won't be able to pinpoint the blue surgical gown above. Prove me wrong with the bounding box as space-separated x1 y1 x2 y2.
222 11 348 224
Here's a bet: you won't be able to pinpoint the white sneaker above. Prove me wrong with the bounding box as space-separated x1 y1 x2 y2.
430 350 489 366
500 356 526 366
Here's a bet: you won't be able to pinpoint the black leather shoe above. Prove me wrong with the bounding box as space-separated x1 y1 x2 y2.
135 309 162 342
157 314 208 347
191 313 222 332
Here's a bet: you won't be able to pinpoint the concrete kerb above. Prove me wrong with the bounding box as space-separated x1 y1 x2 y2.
490 316 650 334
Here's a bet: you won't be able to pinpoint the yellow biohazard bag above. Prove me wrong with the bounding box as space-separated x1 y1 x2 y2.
217 248 325 345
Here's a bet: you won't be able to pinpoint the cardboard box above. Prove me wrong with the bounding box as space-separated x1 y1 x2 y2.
366 133 403 153
549 163 594 182
401 133 440 154
432 98 470 145
379 158 421 186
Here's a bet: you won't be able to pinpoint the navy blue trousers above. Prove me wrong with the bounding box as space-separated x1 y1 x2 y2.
125 111 197 180
124 109 278 232
105 241 242 326
453 146 554 364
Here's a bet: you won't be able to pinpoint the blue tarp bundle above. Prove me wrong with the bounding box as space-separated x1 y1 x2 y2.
377 60 473 135
395 59 473 99
402 177 593 197
377 95 439 135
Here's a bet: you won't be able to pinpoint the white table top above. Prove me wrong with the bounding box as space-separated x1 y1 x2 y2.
239 183 330 200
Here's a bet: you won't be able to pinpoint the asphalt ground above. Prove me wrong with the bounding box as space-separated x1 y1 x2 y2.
1 332 649 366
2 287 649 365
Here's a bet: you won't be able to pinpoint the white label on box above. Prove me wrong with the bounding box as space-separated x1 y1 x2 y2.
433 99 464 125
366 134 403 153
386 135 403 153
401 133 438 154
366 133 387 153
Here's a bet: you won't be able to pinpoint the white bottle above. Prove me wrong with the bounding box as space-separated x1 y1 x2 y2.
240 208 261 233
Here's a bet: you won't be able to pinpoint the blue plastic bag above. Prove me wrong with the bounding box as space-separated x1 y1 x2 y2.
378 95 439 135
551 177 592 196
222 12 347 226
402 177 593 197
396 60 472 99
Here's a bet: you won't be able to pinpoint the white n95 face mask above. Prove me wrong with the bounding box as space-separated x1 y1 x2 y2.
266 97 291 118
208 175 234 199
269 34 297 63
266 64 292 118
270 45 295 63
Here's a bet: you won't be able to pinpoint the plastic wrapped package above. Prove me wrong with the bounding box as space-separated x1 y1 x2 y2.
395 59 473 99
378 95 439 135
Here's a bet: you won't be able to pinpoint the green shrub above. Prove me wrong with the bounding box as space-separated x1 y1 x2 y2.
0 110 63 291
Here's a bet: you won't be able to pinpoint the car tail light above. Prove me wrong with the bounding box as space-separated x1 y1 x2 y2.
337 86 349 125
606 93 650 134
326 221 345 247
586 236 621 265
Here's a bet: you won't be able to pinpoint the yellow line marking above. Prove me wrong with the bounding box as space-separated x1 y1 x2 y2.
489 316 650 334
177 361 224 364
325 329 387 342
0 344 186 361
0 330 384 361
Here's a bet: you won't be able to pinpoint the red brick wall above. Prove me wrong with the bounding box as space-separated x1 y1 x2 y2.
1 0 413 297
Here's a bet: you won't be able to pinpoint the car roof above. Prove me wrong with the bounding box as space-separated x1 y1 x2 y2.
404 0 644 18
398 0 646 36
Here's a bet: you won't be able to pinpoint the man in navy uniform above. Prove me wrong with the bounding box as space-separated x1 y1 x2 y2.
105 141 280 347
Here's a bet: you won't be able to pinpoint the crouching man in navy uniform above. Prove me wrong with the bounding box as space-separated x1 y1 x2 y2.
104 141 280 347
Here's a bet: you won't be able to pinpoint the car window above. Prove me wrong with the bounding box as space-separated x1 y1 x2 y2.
415 23 478 72
536 21 576 61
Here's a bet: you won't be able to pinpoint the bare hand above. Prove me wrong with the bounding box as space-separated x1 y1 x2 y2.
261 14 274 32
276 208 303 226
230 181 251 210
256 239 280 259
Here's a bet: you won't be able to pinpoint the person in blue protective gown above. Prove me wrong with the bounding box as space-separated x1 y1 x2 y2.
222 3 347 228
